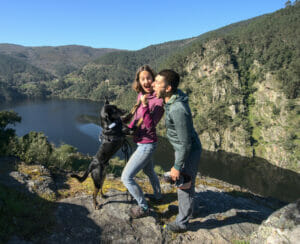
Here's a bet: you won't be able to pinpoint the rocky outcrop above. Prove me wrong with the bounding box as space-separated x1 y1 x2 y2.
39 182 282 244
1 158 297 243
0 161 57 200
249 75 299 170
183 39 252 158
41 178 290 244
181 38 300 172
48 191 163 244
250 200 300 244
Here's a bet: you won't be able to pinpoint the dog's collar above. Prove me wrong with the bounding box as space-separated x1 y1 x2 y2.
108 122 116 129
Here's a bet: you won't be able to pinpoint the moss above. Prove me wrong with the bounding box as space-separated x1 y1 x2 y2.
198 178 235 192
14 163 57 201
17 164 46 181
252 127 262 142
58 173 180 224
254 145 267 156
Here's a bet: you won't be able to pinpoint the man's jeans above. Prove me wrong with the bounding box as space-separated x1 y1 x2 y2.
176 148 202 228
121 142 161 209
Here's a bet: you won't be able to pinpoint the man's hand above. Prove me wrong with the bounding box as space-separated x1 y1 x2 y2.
170 167 180 181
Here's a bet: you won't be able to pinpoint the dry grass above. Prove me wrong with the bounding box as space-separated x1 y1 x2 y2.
57 173 179 224
17 164 48 182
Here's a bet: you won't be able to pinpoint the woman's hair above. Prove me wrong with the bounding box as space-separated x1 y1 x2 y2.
132 65 156 93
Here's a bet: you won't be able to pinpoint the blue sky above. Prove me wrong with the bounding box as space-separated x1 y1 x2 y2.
0 0 286 50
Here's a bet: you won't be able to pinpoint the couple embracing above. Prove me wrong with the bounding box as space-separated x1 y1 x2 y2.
122 65 202 233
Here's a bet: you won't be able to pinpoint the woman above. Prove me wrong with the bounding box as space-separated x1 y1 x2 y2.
121 65 164 218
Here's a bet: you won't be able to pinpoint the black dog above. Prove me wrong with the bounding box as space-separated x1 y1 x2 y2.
71 99 141 209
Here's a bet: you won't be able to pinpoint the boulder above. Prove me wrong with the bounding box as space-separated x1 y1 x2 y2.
250 199 300 244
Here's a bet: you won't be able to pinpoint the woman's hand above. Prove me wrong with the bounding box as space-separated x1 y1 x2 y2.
141 94 148 107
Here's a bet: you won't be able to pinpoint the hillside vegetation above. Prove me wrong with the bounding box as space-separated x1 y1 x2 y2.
160 3 300 171
0 44 118 76
0 45 118 101
57 38 195 104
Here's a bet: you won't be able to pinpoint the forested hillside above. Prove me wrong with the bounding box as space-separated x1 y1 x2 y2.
57 3 300 171
0 45 118 101
159 3 300 171
0 53 54 101
0 44 118 76
56 38 195 104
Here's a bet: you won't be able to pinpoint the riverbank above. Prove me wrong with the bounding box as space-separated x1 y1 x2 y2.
2 156 298 243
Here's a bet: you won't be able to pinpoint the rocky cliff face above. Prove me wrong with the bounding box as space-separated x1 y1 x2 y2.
249 73 297 169
180 39 299 172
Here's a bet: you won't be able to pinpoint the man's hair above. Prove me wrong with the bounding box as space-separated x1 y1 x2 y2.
157 69 180 93
132 65 156 93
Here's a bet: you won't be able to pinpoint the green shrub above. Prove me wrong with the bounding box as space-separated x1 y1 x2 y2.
49 144 91 171
14 132 53 165
0 110 21 156
49 144 77 168
272 104 281 115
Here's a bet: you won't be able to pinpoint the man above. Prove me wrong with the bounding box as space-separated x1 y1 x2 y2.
152 69 202 233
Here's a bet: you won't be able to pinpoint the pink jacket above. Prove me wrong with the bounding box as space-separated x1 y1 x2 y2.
129 92 164 143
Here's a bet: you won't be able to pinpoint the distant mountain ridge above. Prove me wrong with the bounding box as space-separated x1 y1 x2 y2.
0 44 120 76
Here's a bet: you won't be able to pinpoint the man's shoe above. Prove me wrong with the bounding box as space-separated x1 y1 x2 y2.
163 222 187 233
144 193 163 203
129 206 150 219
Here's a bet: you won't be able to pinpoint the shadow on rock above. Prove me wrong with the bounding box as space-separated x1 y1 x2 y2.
48 200 102 243
189 189 286 232
0 156 102 244
97 191 136 209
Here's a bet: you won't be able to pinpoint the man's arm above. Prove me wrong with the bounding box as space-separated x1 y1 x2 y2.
170 104 192 171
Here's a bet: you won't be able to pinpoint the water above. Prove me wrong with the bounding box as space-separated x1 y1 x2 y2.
0 98 103 155
1 98 299 202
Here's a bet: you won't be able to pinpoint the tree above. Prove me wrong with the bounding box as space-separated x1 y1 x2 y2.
0 111 21 155
285 0 292 7
16 131 53 165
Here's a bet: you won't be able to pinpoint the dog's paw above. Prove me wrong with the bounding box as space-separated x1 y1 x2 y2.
95 204 103 210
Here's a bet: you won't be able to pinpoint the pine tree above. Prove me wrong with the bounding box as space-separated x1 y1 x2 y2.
285 0 292 7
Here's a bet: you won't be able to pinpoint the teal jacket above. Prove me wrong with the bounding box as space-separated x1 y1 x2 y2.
165 89 202 171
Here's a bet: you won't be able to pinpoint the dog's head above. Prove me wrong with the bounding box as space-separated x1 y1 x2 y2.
100 99 126 128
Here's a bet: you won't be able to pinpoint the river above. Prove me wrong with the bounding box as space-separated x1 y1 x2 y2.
1 98 299 202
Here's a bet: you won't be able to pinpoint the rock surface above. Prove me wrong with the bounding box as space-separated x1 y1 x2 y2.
0 159 56 199
250 200 300 244
47 191 162 244
1 157 298 244
41 180 285 244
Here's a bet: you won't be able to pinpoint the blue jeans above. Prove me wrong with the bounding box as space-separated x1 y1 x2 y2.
121 142 161 209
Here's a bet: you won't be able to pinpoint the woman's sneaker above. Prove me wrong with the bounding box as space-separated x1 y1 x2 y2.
129 206 150 219
163 222 187 233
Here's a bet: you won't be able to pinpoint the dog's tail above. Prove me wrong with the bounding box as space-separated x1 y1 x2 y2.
70 157 97 183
